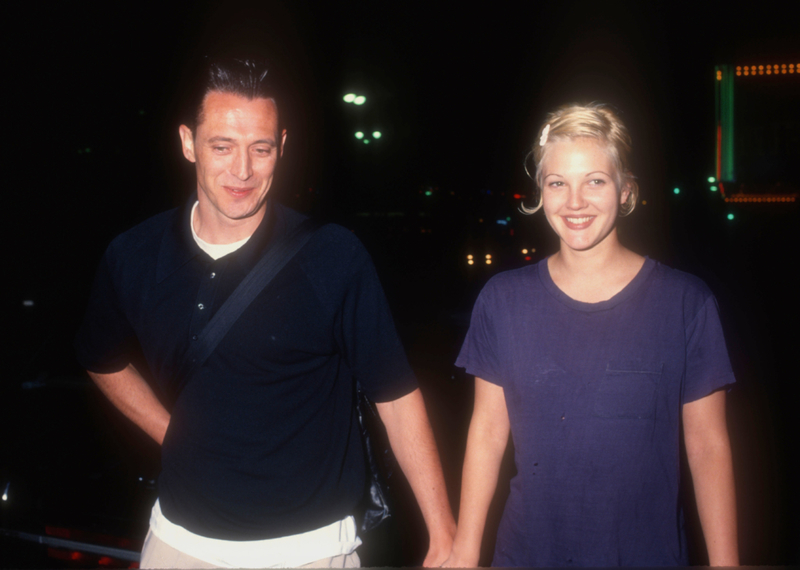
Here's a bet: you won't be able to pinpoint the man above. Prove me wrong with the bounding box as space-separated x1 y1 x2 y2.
75 57 455 568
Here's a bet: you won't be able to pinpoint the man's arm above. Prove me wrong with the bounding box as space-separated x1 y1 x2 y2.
376 387 456 567
683 389 739 566
88 363 171 446
442 377 509 568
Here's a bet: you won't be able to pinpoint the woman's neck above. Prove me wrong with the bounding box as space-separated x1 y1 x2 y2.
547 236 645 303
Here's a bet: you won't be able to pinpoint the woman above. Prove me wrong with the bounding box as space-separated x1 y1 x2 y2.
445 103 738 567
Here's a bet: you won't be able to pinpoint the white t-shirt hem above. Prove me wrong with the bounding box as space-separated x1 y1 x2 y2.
149 499 361 568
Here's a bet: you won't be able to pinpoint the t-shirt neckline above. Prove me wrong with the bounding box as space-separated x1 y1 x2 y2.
538 256 655 312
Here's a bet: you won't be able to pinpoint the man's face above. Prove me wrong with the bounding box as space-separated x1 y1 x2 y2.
179 91 286 230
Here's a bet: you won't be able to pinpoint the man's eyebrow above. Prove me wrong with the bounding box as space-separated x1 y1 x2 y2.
205 136 276 145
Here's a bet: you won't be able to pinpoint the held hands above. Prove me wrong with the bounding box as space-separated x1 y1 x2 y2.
438 531 481 568
422 525 456 567
439 543 480 568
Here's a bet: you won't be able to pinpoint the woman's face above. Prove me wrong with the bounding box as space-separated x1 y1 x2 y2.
541 137 630 255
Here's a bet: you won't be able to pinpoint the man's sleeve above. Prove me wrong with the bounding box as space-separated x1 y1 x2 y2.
337 251 418 403
75 251 137 374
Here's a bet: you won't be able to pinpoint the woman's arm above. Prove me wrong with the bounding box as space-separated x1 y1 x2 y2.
683 389 739 566
443 377 511 567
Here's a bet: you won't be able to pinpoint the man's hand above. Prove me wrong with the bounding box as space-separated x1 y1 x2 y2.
88 363 171 445
375 388 456 567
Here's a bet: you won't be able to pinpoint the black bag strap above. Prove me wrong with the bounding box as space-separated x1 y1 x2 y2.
172 218 319 399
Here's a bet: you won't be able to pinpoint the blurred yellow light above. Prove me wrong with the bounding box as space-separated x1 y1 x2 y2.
531 248 536 253
468 260 474 265
485 259 492 265
485 254 492 259
467 254 473 260
642 200 647 205
521 249 528 254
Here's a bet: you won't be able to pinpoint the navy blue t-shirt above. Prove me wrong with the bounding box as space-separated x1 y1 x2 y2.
76 198 417 540
456 258 735 567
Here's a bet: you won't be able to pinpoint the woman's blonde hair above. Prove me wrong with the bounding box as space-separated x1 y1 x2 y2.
521 102 638 216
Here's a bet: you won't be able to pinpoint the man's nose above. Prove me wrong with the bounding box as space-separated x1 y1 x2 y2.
232 151 253 180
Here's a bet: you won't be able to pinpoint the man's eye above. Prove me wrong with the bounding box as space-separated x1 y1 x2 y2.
254 147 273 155
213 146 230 152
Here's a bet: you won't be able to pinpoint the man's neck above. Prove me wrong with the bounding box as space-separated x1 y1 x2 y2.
193 201 265 245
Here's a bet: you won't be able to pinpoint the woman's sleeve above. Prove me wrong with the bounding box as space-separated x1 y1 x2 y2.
683 294 736 404
455 286 504 386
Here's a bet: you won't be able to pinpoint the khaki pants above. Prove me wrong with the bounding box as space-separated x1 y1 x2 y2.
140 529 361 569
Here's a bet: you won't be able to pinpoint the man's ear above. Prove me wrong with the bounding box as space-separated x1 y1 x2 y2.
179 125 196 163
279 129 287 158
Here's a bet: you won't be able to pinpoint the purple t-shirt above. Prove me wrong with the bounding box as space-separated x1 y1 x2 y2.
456 258 735 567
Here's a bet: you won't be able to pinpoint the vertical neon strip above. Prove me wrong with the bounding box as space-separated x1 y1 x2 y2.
715 66 721 181
720 64 735 181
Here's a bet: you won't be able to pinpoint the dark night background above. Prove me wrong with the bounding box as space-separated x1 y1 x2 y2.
4 1 799 567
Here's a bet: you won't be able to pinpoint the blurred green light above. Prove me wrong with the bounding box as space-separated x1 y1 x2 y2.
506 216 511 221
727 213 734 220
343 93 356 103
707 176 716 183
355 131 364 139
354 95 366 105
673 187 680 195
710 186 718 192
363 139 370 144
425 191 432 196
372 131 382 139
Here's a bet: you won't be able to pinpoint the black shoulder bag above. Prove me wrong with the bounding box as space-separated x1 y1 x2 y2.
173 219 392 533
